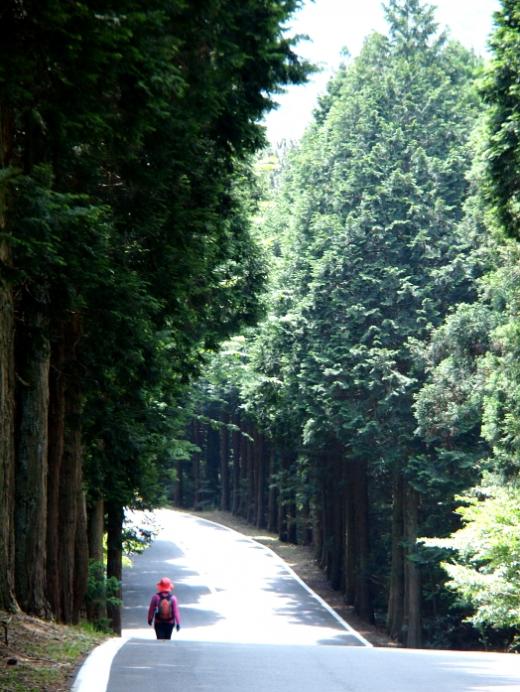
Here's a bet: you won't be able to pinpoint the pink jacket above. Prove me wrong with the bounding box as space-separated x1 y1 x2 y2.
148 591 181 626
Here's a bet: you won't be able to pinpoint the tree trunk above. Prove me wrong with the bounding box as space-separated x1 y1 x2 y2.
317 486 327 568
58 315 83 623
191 422 199 508
106 501 124 636
86 497 106 624
46 327 66 616
352 457 374 622
404 483 422 648
14 301 51 616
387 468 405 640
301 496 313 546
318 455 341 582
255 434 265 529
0 106 17 612
173 459 183 506
206 425 219 507
87 498 105 563
73 488 89 623
277 459 288 543
219 414 230 511
344 465 356 606
331 455 346 590
288 503 297 543
246 428 255 523
266 448 278 533
231 418 240 515
237 426 248 518
278 452 295 543
191 421 202 509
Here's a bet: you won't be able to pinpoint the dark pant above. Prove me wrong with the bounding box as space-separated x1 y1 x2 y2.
154 622 174 640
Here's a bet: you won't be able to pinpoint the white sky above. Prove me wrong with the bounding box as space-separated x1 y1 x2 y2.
264 0 500 144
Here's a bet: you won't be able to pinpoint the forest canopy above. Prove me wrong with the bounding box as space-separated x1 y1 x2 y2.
0 0 310 630
1 0 519 652
178 0 520 651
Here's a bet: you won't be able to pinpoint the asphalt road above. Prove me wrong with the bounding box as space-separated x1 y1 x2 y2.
95 510 520 692
119 509 367 647
106 640 520 692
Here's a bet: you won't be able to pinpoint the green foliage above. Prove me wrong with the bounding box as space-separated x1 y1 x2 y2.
413 297 497 499
262 1 483 472
1 0 312 516
433 481 520 636
478 244 520 477
482 0 520 237
411 0 520 644
85 560 121 632
122 513 160 556
184 0 488 644
176 0 520 652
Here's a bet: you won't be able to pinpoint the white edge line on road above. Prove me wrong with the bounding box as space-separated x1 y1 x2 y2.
190 512 373 648
71 636 126 692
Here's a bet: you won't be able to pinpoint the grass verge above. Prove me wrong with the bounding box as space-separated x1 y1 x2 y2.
0 610 108 692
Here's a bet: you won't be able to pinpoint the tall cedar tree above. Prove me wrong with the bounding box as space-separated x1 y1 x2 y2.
483 0 520 238
183 0 484 648
0 0 309 624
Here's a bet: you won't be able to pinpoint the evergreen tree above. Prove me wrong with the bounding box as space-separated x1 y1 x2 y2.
0 0 310 624
483 0 520 237
183 0 484 648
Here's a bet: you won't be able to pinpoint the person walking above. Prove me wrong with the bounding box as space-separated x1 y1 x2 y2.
147 577 181 640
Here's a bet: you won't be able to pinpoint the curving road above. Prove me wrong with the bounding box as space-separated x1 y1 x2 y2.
74 509 520 692
120 509 367 647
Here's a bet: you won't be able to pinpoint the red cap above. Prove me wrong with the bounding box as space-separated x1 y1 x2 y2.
156 577 174 592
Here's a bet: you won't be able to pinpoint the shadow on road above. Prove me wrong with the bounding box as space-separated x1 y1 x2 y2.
123 538 224 631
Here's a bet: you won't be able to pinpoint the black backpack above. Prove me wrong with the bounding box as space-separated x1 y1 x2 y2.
155 593 174 622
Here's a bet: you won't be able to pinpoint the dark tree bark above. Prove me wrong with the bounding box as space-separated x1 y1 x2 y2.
266 449 278 533
387 468 405 641
14 300 51 616
331 456 346 590
237 425 248 518
231 416 241 515
287 453 298 544
352 458 374 623
246 428 255 523
0 229 16 612
219 414 230 511
344 467 356 606
277 452 292 543
317 452 344 591
206 425 220 507
255 433 265 529
86 498 106 623
73 488 89 624
106 501 124 636
57 315 83 623
191 420 202 509
173 459 183 506
404 484 422 647
287 494 297 544
46 328 66 615
316 487 327 570
301 497 313 546
87 498 105 563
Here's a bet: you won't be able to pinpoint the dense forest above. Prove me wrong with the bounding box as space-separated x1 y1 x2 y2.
0 0 309 633
178 0 520 651
1 0 519 651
